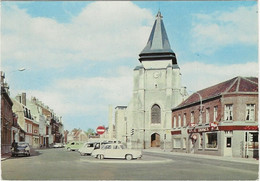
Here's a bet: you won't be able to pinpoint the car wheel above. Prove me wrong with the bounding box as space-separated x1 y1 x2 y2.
98 154 104 159
67 147 71 151
125 154 133 160
80 152 85 156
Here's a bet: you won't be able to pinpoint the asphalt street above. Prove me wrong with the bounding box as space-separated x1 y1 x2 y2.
1 148 259 180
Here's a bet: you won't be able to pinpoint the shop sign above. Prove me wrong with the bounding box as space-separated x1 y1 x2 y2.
187 126 217 133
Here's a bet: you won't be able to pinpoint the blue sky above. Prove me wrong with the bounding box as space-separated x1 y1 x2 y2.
1 1 258 132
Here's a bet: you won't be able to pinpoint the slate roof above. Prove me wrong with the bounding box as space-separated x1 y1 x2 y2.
173 76 258 110
139 11 177 64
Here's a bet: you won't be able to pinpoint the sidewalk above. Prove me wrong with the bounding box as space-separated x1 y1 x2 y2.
1 153 12 161
143 148 259 165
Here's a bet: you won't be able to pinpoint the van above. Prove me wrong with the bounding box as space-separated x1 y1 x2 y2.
78 142 96 156
65 141 84 151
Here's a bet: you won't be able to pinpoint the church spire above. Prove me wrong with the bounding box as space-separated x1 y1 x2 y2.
139 11 177 64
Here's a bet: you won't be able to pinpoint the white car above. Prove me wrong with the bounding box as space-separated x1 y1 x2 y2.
78 142 96 156
52 143 64 148
92 143 142 160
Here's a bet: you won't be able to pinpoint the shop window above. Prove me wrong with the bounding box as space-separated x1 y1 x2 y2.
214 106 218 122
151 104 161 124
206 132 217 148
245 104 255 122
173 138 181 148
206 108 210 123
224 104 233 121
183 113 187 127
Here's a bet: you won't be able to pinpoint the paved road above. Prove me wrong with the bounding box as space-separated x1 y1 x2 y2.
1 148 258 180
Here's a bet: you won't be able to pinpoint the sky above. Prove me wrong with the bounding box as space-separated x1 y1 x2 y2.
1 1 258 132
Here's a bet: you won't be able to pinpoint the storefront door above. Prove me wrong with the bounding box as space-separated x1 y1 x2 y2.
224 137 232 157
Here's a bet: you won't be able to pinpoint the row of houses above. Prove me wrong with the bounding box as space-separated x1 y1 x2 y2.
1 72 64 155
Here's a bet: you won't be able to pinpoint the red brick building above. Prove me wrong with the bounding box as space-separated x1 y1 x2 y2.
1 72 13 155
171 77 258 158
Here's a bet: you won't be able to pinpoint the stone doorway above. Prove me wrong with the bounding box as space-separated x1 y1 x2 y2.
151 133 160 147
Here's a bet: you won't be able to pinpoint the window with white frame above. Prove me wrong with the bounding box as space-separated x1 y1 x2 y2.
224 104 233 121
245 104 255 122
206 108 210 123
173 117 177 128
178 115 181 127
191 112 194 124
199 112 202 124
214 106 218 122
183 113 187 127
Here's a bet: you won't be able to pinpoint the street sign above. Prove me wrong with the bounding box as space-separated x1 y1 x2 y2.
96 126 106 135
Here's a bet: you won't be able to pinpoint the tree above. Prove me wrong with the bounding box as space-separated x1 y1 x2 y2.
85 128 95 136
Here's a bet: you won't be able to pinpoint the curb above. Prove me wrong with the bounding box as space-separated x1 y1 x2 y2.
143 150 259 165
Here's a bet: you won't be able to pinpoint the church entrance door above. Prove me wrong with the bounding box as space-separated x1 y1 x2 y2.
151 133 160 147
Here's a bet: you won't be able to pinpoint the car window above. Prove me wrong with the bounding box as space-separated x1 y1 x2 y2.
120 145 126 149
104 145 111 149
113 145 118 149
71 142 75 145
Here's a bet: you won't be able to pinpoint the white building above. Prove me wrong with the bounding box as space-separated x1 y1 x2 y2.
121 11 187 149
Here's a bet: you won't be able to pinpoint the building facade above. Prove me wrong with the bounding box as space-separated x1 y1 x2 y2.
1 72 14 154
125 11 187 149
171 77 258 158
114 106 127 143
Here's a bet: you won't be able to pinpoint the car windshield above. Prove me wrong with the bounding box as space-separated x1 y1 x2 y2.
17 143 28 147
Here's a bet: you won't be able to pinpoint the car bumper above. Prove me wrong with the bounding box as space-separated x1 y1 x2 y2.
12 150 30 156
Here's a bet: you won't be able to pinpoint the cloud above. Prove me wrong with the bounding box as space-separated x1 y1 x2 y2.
191 5 258 54
181 61 258 91
2 2 153 69
14 66 133 127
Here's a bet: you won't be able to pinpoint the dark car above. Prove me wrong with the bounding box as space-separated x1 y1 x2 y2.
11 142 31 157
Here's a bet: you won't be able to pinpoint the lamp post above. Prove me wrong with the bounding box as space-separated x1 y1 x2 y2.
187 90 203 124
194 92 203 123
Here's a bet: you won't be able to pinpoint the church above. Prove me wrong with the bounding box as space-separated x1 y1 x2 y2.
114 11 188 149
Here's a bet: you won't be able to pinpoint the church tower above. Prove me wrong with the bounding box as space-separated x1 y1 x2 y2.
126 11 186 149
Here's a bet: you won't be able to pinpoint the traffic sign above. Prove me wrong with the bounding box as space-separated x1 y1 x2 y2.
96 126 106 135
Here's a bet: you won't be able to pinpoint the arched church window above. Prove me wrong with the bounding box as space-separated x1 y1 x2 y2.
151 104 161 124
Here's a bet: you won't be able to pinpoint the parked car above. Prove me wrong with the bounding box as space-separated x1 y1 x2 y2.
65 141 84 151
79 142 96 156
91 143 142 160
11 142 30 157
78 141 113 156
52 143 64 148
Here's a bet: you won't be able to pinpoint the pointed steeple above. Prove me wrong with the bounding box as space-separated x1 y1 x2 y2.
139 11 177 64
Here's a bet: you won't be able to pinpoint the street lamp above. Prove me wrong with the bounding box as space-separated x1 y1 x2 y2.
187 90 203 124
194 92 203 123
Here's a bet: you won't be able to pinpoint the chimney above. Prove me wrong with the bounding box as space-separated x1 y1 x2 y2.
21 92 26 106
